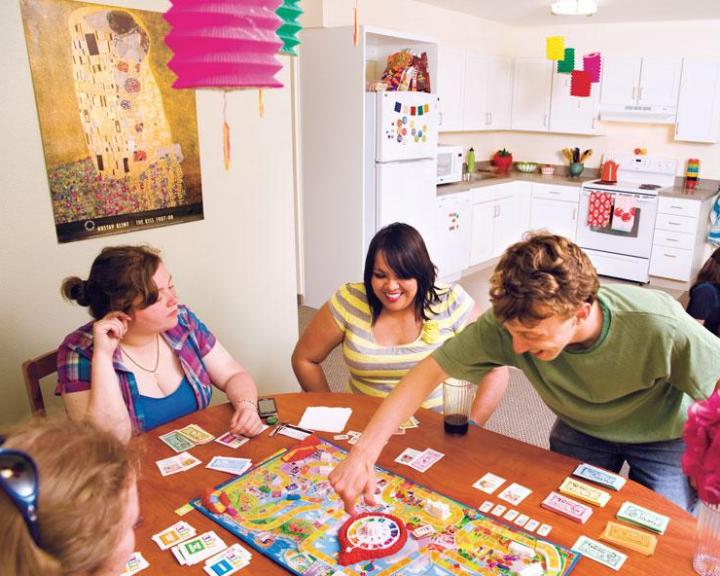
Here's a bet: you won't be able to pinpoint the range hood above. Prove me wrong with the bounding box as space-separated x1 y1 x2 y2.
599 103 676 124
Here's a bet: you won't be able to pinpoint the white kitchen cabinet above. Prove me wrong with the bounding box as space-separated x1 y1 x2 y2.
437 45 465 131
511 58 553 132
436 191 472 280
549 72 601 135
469 182 531 267
486 57 513 130
463 52 489 131
600 56 681 123
650 195 713 282
529 183 580 241
675 59 720 143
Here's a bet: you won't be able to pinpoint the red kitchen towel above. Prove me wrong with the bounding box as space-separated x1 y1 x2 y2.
587 191 613 228
612 195 638 233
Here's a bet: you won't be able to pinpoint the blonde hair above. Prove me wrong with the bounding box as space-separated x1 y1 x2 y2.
490 233 599 325
0 419 138 576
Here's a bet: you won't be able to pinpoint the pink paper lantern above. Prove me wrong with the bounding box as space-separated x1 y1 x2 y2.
583 52 602 83
164 0 283 90
571 70 592 97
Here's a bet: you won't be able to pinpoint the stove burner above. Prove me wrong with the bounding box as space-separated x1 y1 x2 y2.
639 184 662 190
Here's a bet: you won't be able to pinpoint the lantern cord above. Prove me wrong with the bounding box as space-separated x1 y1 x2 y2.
258 89 265 118
223 91 231 171
353 0 359 46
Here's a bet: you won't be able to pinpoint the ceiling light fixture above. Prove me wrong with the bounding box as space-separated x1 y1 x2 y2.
551 0 597 16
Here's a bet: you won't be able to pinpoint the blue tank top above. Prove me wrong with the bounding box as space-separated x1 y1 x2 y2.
136 377 199 431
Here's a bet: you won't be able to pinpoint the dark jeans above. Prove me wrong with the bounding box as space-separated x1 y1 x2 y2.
549 419 697 514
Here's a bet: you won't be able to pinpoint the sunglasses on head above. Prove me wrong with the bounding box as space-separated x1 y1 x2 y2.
0 436 42 548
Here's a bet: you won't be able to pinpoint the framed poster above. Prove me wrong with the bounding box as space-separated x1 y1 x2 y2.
20 0 204 243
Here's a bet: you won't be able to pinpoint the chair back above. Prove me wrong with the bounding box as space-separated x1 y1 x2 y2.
22 350 58 417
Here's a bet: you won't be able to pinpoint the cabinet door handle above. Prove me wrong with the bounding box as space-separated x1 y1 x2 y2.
669 205 684 210
668 221 682 226
592 117 596 130
543 114 548 127
572 207 577 221
632 86 637 101
675 122 679 136
638 86 643 101
666 238 679 242
664 253 677 258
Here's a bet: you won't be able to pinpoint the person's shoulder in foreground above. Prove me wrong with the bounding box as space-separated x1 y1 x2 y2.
0 418 139 576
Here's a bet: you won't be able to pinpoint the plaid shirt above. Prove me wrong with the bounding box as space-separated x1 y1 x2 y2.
56 305 216 433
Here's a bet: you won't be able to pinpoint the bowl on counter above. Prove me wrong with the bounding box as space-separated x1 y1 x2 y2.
515 161 538 173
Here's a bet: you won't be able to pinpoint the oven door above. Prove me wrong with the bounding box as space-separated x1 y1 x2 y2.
577 188 658 258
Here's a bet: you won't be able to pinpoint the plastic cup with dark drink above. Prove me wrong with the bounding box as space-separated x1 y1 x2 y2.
443 380 474 436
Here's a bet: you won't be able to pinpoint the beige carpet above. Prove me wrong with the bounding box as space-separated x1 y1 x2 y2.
297 306 555 449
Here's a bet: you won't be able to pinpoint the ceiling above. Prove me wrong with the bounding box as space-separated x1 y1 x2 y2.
412 0 720 27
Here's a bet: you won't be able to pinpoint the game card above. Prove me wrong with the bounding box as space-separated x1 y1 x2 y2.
160 430 195 453
408 448 444 472
497 482 532 505
172 531 227 566
206 456 252 475
203 543 251 576
156 452 202 476
478 500 494 513
214 432 249 449
572 535 627 571
178 424 215 444
472 472 506 494
394 448 422 465
120 552 149 575
152 521 197 550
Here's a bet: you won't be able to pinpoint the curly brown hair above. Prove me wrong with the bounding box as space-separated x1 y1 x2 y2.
490 233 599 325
61 245 161 320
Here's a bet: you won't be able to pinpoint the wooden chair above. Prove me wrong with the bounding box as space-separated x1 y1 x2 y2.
22 350 58 417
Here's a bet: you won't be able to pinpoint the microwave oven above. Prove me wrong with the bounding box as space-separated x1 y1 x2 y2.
437 145 463 184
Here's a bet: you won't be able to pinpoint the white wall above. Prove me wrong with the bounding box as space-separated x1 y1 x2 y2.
0 0 300 426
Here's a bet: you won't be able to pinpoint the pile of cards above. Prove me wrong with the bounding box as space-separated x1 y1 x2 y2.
171 531 227 566
203 544 252 576
120 552 149 575
478 500 551 536
573 462 626 491
160 424 215 453
393 447 444 472
541 491 593 524
156 452 202 477
206 456 252 475
616 501 669 535
152 521 197 550
558 477 610 507
399 416 420 430
215 431 250 449
572 535 627 571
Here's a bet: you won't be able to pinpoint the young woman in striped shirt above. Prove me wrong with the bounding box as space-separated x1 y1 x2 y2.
292 223 508 419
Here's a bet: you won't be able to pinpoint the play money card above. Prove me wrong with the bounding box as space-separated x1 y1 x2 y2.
178 424 215 444
616 501 669 534
159 430 195 453
572 535 627 571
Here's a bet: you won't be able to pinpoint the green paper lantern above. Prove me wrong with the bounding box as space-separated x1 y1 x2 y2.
557 47 575 73
277 0 302 56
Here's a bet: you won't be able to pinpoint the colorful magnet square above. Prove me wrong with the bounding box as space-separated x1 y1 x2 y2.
583 52 602 83
571 70 592 97
394 101 401 113
546 36 565 60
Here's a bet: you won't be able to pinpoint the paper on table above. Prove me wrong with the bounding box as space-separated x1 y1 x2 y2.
298 407 352 432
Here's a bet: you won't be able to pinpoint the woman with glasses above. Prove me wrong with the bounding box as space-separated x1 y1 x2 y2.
57 245 264 442
0 419 139 576
292 222 508 421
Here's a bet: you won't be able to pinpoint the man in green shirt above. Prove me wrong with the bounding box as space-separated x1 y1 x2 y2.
330 233 720 514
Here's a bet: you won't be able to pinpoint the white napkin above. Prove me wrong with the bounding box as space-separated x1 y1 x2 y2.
298 406 352 433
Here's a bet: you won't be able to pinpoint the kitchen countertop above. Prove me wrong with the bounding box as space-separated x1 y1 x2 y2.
438 171 719 202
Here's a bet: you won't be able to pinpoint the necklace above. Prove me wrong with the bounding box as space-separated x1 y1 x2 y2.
119 335 160 382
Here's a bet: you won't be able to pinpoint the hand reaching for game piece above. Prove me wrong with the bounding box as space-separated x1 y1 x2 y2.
230 403 265 438
329 447 378 515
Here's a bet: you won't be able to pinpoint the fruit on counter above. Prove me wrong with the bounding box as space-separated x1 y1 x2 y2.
634 147 647 155
491 148 513 173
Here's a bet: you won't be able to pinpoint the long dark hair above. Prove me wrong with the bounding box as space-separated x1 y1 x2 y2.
61 245 161 320
693 247 720 290
363 223 440 323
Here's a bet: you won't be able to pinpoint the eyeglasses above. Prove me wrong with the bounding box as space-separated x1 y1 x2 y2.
0 436 42 548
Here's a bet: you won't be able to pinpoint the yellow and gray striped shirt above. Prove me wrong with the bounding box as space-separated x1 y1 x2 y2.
328 283 474 411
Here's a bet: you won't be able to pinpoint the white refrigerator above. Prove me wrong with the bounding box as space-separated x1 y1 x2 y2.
364 92 439 261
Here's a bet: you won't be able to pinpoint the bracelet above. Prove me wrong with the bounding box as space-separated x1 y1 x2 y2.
234 398 257 410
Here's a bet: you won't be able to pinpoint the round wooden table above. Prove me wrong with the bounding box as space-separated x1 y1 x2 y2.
134 392 697 575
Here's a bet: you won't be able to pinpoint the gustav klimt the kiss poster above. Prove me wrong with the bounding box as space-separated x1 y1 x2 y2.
20 0 204 243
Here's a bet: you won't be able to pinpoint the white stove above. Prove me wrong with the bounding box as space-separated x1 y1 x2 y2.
577 154 678 283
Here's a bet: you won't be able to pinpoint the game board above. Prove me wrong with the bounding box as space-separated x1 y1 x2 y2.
191 439 579 576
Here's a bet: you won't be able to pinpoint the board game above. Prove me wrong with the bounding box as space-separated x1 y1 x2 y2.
191 438 579 576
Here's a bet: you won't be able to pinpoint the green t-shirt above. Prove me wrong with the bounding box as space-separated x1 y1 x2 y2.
433 284 720 443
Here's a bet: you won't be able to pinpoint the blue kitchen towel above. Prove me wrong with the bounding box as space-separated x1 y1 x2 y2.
708 195 720 246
